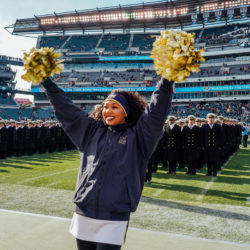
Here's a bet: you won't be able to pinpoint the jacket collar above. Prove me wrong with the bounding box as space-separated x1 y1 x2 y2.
101 121 134 132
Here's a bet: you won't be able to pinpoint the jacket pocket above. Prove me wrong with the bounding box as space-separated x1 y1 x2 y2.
125 177 137 212
101 175 132 213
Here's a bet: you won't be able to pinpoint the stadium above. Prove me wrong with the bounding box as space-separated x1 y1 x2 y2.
0 0 250 250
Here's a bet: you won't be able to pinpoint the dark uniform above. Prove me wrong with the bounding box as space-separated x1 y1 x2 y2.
162 119 181 174
177 120 186 169
202 114 223 176
182 116 201 175
14 123 24 157
48 123 56 153
145 132 164 183
0 121 7 159
196 118 204 170
56 124 65 152
6 122 15 156
25 122 35 155
220 118 230 165
37 122 47 154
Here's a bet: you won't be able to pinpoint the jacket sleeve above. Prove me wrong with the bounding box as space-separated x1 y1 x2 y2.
135 78 173 159
41 78 97 152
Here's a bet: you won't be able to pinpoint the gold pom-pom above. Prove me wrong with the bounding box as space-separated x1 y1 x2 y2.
151 29 205 82
21 47 64 84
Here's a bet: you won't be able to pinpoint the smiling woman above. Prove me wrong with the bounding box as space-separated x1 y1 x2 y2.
90 90 147 127
39 73 173 250
102 100 126 126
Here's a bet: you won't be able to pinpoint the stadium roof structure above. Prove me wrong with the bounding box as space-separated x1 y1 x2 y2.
0 55 23 66
6 0 250 35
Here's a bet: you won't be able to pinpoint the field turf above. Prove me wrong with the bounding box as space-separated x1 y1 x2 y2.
0 147 249 207
0 147 250 243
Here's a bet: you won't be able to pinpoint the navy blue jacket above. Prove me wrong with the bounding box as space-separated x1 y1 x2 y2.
42 77 173 221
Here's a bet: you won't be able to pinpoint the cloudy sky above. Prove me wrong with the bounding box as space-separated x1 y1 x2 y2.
0 0 146 99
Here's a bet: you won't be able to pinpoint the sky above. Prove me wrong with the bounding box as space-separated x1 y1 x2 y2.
0 0 148 100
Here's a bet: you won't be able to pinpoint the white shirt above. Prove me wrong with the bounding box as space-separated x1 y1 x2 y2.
69 213 128 246
188 124 195 129
209 123 214 129
169 123 175 130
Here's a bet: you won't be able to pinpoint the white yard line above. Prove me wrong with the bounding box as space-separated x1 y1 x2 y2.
246 197 250 205
17 168 76 184
197 155 233 202
0 208 71 221
153 189 164 197
46 180 62 187
197 176 217 201
0 208 249 247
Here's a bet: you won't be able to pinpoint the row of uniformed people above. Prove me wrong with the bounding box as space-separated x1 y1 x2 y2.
0 119 75 159
145 114 243 183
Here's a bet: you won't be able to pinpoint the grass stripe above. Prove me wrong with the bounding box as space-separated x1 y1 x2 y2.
17 168 76 184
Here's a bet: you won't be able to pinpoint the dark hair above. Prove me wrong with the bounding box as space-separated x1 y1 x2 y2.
89 90 147 125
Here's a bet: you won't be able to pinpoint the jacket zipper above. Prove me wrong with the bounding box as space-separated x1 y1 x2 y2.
95 129 114 218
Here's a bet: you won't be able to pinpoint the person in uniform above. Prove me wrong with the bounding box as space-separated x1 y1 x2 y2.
218 116 229 165
160 120 169 170
48 121 56 153
196 118 204 170
6 119 15 157
25 120 35 155
182 115 201 175
162 116 181 174
201 113 223 177
0 120 7 159
145 152 156 184
44 121 50 153
201 118 207 126
177 119 186 169
36 120 45 154
19 121 25 156
214 119 224 170
14 121 23 157
235 120 242 151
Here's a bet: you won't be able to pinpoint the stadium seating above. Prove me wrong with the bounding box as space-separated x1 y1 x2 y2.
33 107 55 120
64 35 102 52
36 25 250 53
199 24 249 45
46 63 250 88
0 64 15 80
99 33 130 51
5 23 249 125
132 33 158 51
0 108 32 120
0 107 55 120
0 96 17 106
168 101 250 123
39 36 68 49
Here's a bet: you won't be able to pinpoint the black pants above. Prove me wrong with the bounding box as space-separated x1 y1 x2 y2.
207 162 218 176
145 163 154 182
187 161 197 174
243 135 248 147
168 160 177 173
178 159 185 168
0 149 7 159
76 239 121 250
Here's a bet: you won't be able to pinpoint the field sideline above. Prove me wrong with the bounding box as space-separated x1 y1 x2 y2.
0 147 250 244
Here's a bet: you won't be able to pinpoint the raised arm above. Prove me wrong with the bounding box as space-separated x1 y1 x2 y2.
136 78 173 159
41 78 97 151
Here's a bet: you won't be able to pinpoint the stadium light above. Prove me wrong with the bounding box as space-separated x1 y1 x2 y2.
11 0 250 34
40 0 249 26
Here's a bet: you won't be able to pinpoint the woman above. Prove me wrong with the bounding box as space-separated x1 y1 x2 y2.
41 76 173 250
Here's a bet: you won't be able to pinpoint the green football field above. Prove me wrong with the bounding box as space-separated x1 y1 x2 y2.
0 147 249 207
0 147 250 244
